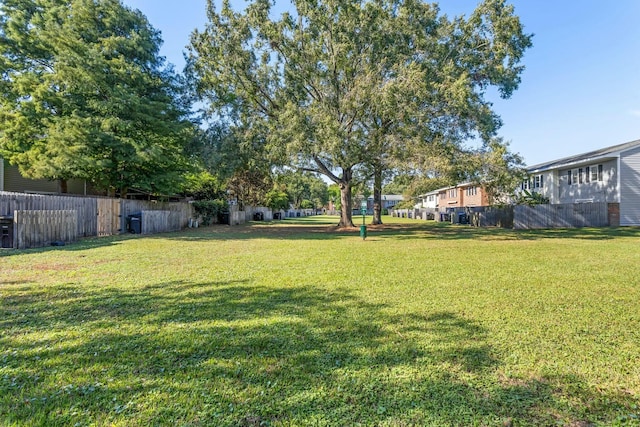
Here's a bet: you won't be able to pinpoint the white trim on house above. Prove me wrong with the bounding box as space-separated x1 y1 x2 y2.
619 144 640 226
416 190 439 209
618 156 622 207
527 139 640 173
525 138 640 225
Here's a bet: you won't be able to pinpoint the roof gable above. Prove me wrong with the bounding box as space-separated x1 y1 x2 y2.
528 139 640 172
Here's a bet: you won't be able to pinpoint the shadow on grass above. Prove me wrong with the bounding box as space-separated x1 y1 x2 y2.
162 221 640 244
0 233 137 258
1 280 635 425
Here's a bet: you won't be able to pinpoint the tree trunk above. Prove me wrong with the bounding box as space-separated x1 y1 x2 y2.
58 179 68 194
371 166 383 225
339 181 354 227
312 159 355 227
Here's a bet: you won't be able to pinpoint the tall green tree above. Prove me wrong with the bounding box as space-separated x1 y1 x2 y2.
274 170 328 210
466 138 526 204
190 122 274 208
0 0 192 196
189 0 531 226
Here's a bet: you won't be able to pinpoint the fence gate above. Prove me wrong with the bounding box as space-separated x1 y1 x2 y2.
97 198 121 236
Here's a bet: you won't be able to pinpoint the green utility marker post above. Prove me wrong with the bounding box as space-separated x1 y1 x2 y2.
360 201 367 240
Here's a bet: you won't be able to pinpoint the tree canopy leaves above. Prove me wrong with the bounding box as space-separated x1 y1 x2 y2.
189 0 532 226
0 0 193 196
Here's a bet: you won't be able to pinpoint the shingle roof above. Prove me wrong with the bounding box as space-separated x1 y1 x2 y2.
527 138 640 172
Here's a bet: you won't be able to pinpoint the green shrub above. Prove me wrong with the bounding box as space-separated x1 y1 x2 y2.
394 199 415 209
300 199 314 209
264 189 289 211
192 199 228 225
181 171 226 200
514 189 550 205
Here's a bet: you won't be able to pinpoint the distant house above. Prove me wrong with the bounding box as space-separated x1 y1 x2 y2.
523 139 640 226
369 194 403 210
358 194 403 214
434 183 489 210
416 190 439 209
1 157 89 195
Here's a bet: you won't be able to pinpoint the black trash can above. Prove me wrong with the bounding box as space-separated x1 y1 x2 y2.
253 212 264 221
218 211 230 225
127 213 142 234
1 216 13 249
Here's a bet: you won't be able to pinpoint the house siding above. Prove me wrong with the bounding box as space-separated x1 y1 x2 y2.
437 184 489 209
534 170 556 202
461 185 488 207
422 194 438 209
619 146 640 226
2 159 87 195
438 188 462 208
557 159 618 204
416 192 438 209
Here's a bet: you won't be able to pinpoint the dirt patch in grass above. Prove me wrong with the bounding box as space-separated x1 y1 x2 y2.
329 223 420 232
197 216 430 237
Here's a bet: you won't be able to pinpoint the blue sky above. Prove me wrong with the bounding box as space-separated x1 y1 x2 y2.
122 0 640 167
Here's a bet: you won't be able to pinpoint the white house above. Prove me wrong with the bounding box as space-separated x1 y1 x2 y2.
415 190 439 209
365 194 404 211
524 138 640 226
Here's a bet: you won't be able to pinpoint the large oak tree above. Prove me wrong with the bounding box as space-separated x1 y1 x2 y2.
189 0 531 226
0 0 192 196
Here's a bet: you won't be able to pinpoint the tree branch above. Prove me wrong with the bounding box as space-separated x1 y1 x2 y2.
312 154 340 183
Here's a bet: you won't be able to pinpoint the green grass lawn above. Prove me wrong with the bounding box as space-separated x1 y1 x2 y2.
1 216 639 426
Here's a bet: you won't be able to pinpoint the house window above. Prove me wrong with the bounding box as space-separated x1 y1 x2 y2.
572 169 578 185
466 187 477 196
522 180 530 190
591 166 598 182
534 175 544 188
449 189 457 198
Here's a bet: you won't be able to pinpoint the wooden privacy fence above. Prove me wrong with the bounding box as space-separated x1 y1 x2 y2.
14 210 78 249
0 191 193 249
513 203 610 229
1 191 97 237
140 210 170 234
470 207 514 228
244 206 273 221
121 200 192 233
97 198 121 236
390 203 614 229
